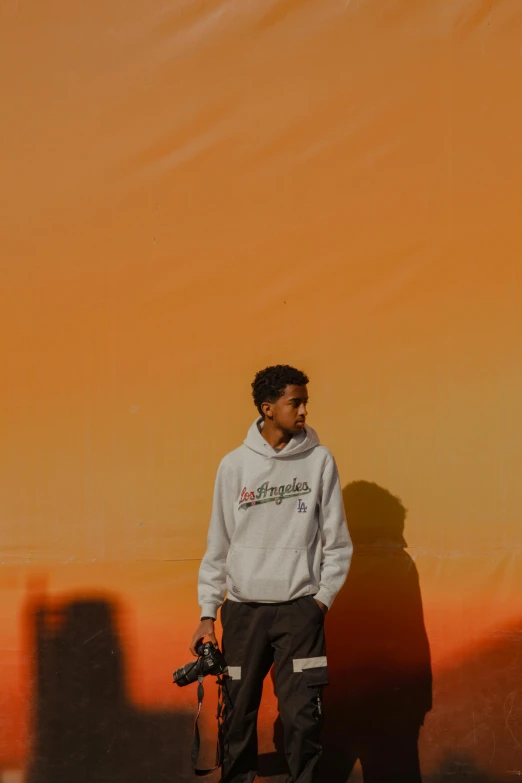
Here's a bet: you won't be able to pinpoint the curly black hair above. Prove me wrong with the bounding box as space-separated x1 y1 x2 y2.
251 365 309 416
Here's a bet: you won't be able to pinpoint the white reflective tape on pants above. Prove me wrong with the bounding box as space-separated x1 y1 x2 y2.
292 657 327 673
227 666 242 680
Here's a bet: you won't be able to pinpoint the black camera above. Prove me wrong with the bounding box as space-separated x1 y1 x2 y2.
173 641 228 687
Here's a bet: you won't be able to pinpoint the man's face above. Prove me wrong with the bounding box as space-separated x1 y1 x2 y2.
264 384 309 435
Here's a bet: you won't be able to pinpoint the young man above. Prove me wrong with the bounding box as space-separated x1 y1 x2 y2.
190 365 352 783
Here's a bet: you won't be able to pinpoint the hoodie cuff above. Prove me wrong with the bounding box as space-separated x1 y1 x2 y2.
314 589 335 609
200 603 219 620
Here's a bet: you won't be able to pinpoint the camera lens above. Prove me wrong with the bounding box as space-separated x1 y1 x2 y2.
173 660 200 687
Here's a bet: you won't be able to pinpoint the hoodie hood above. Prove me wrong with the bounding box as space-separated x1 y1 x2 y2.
244 417 320 459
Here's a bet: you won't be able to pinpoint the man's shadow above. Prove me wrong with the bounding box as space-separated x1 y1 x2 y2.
259 481 432 782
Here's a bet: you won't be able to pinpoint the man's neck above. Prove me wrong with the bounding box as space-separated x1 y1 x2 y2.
260 419 291 450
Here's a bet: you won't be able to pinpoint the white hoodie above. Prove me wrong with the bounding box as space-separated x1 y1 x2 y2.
198 418 353 619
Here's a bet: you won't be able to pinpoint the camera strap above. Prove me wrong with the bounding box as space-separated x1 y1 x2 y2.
191 675 226 777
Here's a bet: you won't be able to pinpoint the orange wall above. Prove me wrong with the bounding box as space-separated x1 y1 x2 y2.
1 0 522 778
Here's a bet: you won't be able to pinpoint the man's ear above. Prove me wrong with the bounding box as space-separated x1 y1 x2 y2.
261 401 273 419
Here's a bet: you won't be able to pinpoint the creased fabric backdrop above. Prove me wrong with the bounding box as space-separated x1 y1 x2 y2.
1 1 522 781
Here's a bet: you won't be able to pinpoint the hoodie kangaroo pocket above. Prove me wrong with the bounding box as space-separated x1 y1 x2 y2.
226 545 311 602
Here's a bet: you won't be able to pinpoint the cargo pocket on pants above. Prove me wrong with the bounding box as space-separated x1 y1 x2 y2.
298 663 329 725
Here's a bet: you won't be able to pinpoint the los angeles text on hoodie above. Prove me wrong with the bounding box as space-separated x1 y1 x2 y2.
198 418 353 619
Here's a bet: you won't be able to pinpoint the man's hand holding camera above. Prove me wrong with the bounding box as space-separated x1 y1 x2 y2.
190 617 218 656
175 620 227 688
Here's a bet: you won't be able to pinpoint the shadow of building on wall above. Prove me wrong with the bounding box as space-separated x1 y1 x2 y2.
259 480 432 782
25 598 196 783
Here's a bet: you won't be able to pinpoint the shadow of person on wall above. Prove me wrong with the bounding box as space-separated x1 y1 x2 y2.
318 480 433 783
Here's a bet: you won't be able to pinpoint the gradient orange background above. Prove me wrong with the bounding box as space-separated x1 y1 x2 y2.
1 0 522 779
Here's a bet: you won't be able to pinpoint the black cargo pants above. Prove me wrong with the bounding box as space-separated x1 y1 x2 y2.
219 596 328 783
